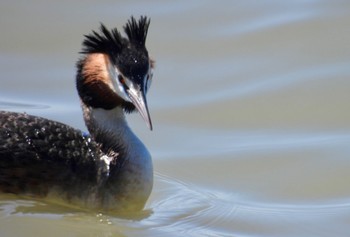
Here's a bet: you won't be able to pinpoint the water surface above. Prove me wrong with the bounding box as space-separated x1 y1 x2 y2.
1 1 350 236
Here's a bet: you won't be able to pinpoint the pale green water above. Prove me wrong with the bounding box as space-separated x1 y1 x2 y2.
1 1 350 236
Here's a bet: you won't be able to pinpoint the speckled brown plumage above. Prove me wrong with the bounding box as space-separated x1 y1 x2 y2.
0 111 113 200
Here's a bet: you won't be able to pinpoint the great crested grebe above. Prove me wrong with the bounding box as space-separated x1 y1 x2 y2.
0 16 154 211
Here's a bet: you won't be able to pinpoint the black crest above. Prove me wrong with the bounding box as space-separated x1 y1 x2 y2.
81 24 123 54
81 16 150 54
124 16 150 47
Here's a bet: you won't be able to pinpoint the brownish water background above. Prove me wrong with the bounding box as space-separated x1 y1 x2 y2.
1 1 350 236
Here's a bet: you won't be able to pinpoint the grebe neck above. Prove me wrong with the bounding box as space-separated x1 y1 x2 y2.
83 105 153 210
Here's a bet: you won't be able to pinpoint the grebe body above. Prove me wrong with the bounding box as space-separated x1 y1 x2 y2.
0 16 154 211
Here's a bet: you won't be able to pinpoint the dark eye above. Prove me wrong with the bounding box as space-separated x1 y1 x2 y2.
118 75 125 84
118 75 129 90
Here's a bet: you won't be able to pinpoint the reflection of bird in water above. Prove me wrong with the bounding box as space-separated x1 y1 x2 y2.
0 16 154 212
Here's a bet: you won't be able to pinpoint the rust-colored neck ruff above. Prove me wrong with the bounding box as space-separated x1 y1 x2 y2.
76 53 133 110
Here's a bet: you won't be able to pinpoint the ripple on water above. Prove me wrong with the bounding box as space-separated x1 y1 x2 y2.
0 100 50 110
144 173 350 236
1 172 350 236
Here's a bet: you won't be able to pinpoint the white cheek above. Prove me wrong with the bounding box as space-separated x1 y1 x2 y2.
107 62 117 90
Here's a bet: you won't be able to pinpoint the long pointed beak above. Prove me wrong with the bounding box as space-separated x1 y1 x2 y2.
127 87 153 130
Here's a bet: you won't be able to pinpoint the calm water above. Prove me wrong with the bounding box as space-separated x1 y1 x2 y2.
1 1 350 236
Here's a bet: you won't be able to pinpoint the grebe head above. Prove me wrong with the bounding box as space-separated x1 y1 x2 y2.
77 16 153 130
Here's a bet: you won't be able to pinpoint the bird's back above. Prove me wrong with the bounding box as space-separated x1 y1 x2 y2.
0 111 102 199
